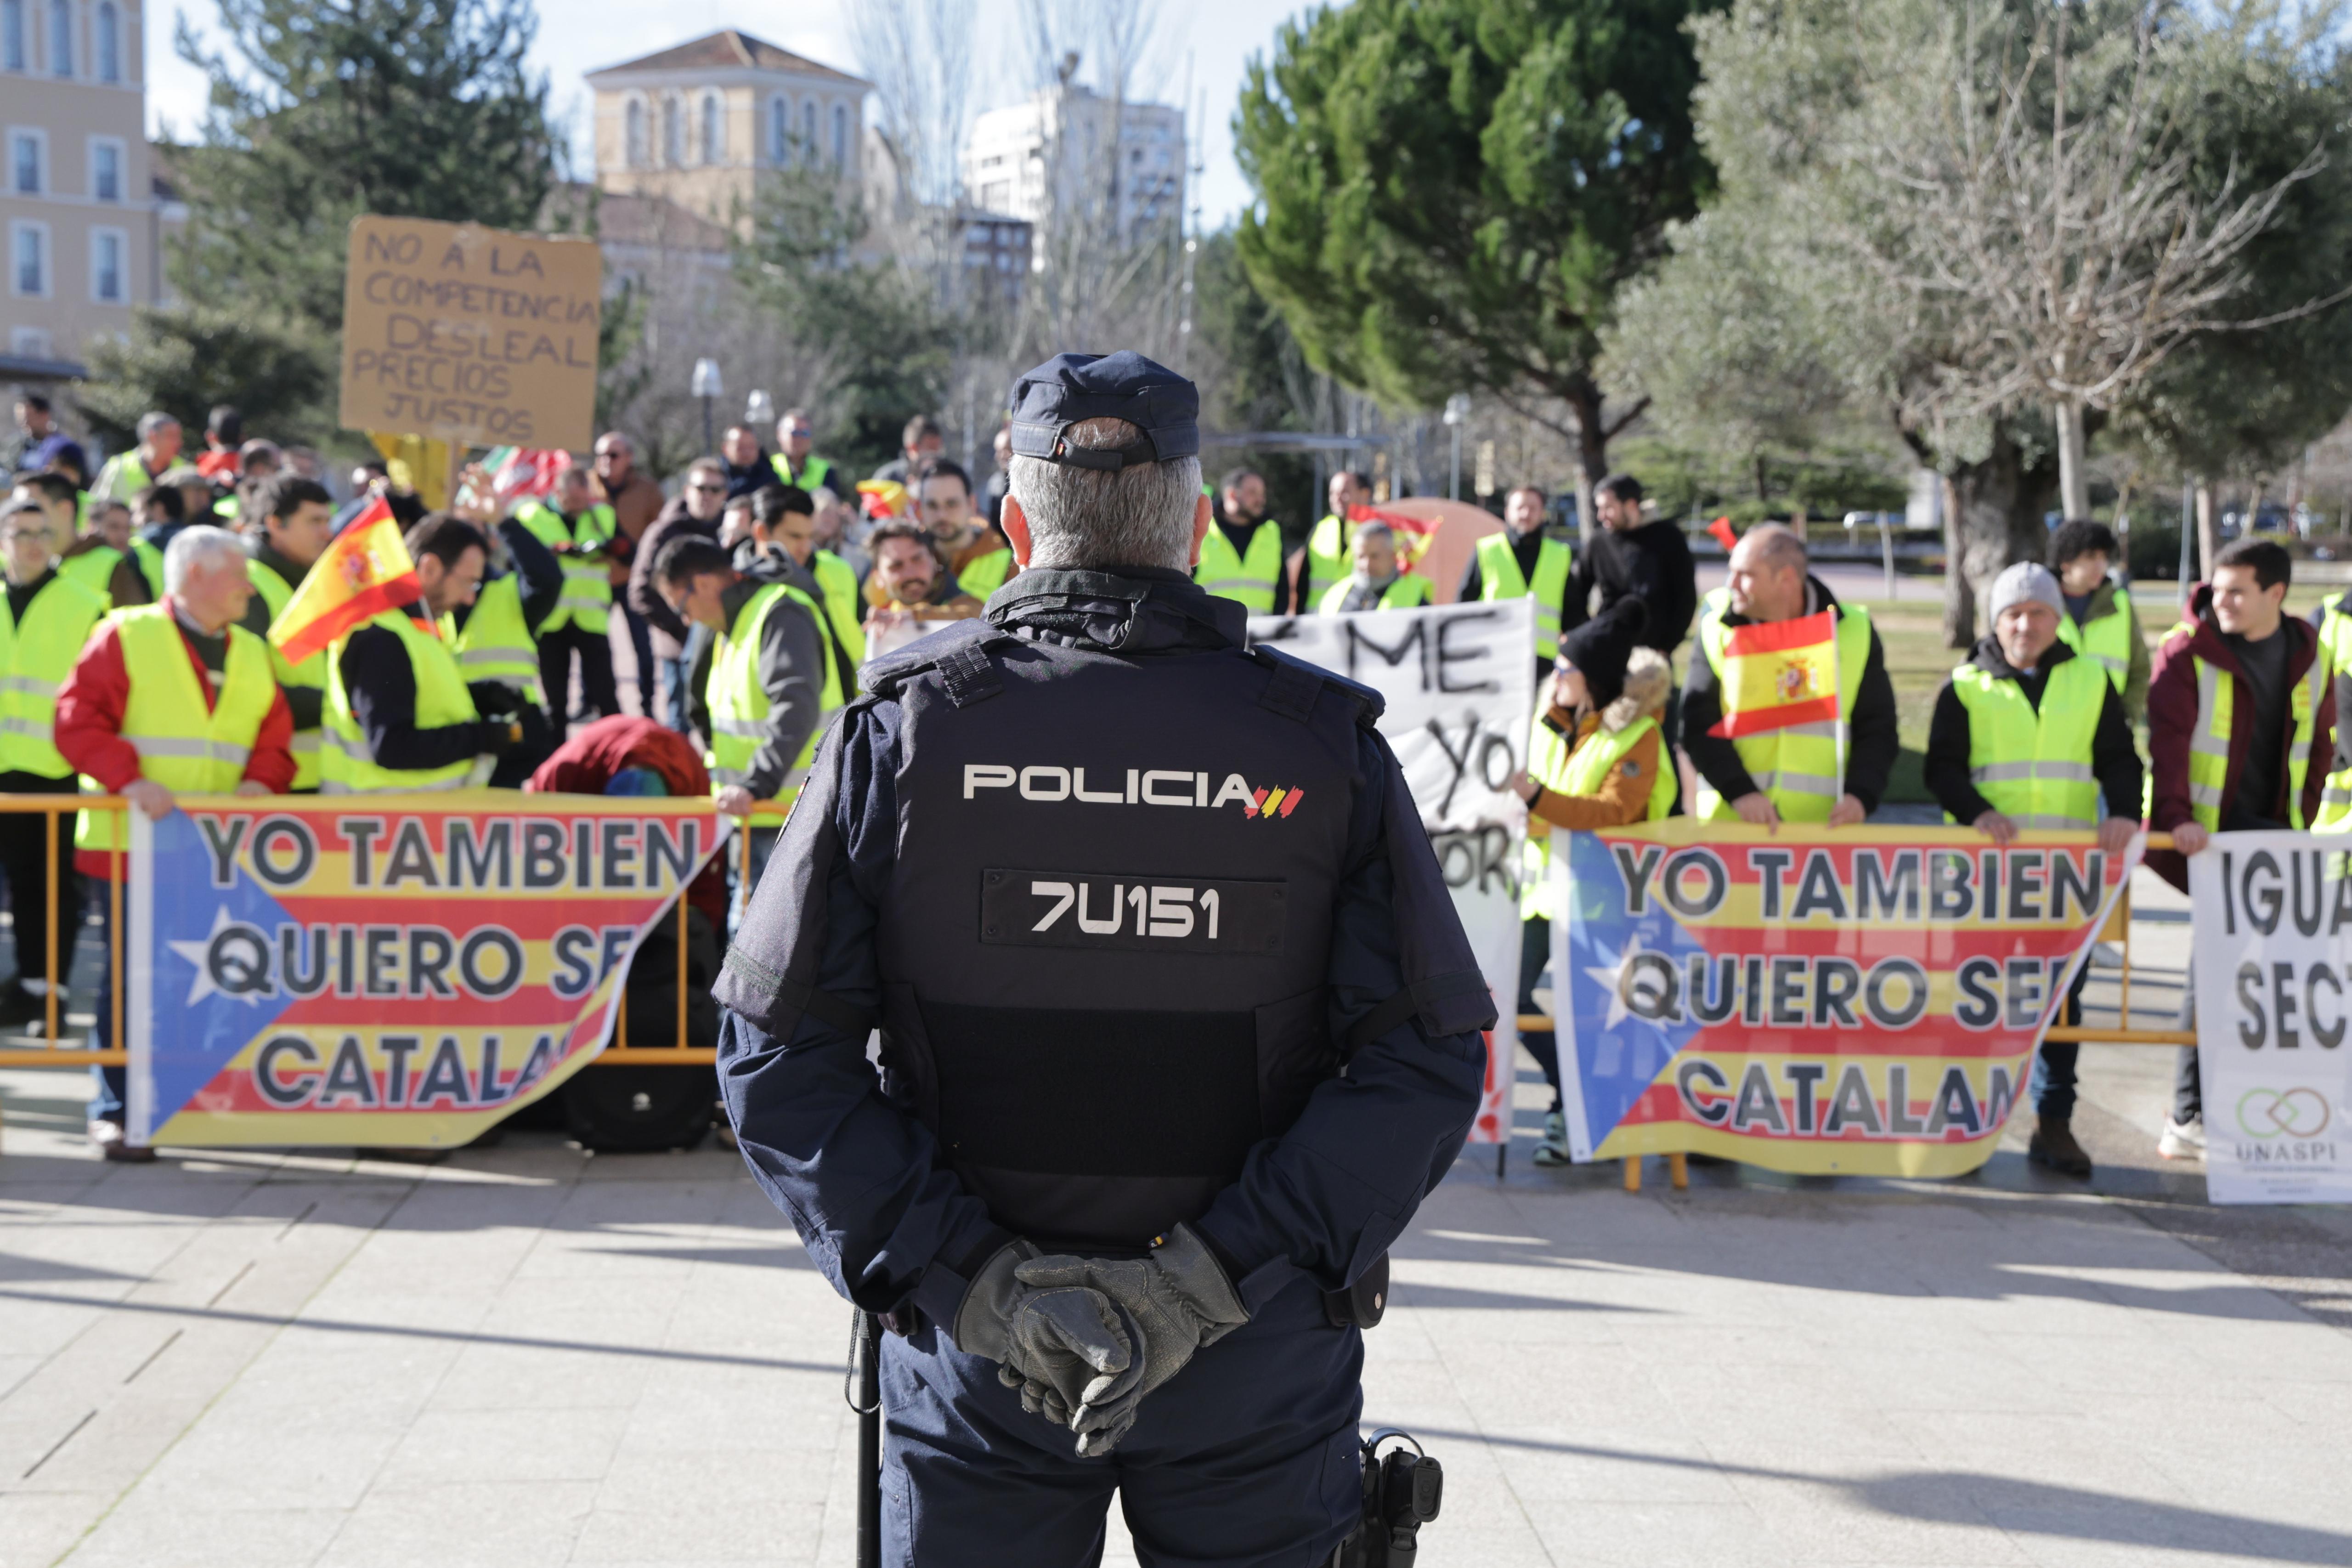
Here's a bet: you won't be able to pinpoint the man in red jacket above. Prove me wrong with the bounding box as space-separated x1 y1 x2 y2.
2142 537 2334 1160
55 526 297 1159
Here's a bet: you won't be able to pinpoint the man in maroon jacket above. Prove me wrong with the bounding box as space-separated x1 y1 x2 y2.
2143 537 2334 1160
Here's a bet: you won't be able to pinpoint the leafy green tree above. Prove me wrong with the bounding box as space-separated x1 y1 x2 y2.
78 304 333 451
1233 0 1717 499
172 0 556 337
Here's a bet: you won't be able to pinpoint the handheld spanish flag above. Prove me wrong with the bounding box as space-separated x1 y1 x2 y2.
1706 515 1740 551
857 479 910 520
1706 609 1841 738
268 496 423 664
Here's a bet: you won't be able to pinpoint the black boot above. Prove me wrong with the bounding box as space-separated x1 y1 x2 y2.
2029 1116 2092 1178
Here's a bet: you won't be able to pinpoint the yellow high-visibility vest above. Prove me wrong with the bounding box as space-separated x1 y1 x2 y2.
1302 515 1351 611
958 546 1015 600
2315 593 2352 832
75 606 278 853
2054 585 2136 696
707 582 845 814
0 573 107 778
246 558 328 790
1946 656 2106 829
2156 640 2325 832
1193 521 1284 611
1694 604 1874 824
444 573 546 711
1317 574 1432 614
516 502 616 633
322 611 481 793
811 549 866 670
1475 531 1573 662
1521 712 1674 920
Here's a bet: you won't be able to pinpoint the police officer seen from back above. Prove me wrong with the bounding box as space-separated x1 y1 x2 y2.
1922 562 2143 1182
715 351 1491 1565
1682 523 1900 826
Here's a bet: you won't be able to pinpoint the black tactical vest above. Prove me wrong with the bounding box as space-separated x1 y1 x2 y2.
863 613 1380 1251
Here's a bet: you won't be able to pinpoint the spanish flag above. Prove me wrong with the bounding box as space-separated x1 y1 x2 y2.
1707 608 1841 738
268 496 424 664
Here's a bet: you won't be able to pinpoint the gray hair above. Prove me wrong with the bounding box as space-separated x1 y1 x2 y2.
1350 521 1395 549
136 412 180 439
1009 417 1202 573
163 525 246 594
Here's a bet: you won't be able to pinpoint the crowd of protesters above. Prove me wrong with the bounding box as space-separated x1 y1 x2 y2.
6 387 2349 1180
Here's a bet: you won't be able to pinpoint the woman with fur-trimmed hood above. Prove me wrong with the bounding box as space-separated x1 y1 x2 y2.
1511 644 1677 832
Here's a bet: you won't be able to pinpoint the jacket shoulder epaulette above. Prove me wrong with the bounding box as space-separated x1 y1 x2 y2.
1247 642 1385 728
856 617 1003 700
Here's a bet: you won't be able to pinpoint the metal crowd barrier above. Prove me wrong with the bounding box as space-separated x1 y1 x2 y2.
0 794 772 1073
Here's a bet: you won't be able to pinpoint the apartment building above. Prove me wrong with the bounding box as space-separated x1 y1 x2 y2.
1 0 176 381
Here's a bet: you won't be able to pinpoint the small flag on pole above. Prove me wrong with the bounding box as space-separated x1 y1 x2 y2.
1706 515 1740 552
1706 609 1842 738
268 496 424 665
857 479 910 520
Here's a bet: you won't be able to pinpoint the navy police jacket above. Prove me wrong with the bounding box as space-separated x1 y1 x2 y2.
712 566 1490 1326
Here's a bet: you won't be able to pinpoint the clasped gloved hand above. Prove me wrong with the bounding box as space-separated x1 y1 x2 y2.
952 1240 1142 1447
1012 1225 1249 1457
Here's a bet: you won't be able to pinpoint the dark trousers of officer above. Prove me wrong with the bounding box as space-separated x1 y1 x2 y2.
1516 917 1562 1115
538 622 620 729
881 1272 1361 1568
0 771 79 993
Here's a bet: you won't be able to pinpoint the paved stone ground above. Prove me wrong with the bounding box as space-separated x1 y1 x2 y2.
3 865 2351 1567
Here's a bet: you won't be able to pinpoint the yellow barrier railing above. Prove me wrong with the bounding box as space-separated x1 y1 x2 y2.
0 794 763 1071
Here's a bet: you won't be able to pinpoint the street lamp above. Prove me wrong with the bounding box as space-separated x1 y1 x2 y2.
691 358 724 455
744 388 775 434
1442 393 1470 502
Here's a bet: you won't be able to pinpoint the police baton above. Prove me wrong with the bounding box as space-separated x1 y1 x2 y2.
846 1308 882 1568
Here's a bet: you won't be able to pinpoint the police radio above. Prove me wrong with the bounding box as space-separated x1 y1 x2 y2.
1331 1428 1442 1566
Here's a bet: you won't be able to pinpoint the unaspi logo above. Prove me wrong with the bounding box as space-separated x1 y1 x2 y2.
2236 1086 2331 1139
963 764 1306 819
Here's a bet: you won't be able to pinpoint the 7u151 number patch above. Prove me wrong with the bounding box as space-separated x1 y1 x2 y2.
980 869 1286 955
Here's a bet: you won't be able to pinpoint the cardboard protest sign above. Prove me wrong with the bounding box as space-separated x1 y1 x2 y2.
126 793 718 1148
2192 835 2352 1203
339 215 602 452
1556 823 2136 1175
1250 599 1536 1145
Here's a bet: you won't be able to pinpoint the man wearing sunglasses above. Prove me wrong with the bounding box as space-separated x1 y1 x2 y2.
769 408 836 498
630 457 732 733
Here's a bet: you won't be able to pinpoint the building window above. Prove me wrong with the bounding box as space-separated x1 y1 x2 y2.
662 95 683 167
46 0 67 76
90 136 119 201
90 225 123 301
624 98 645 168
767 96 785 164
2 0 22 71
11 222 48 296
803 100 817 160
701 91 722 164
10 326 53 358
10 130 42 195
832 103 847 172
95 0 115 81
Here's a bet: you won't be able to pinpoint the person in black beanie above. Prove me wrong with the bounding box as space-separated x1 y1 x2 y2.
1559 473 1698 759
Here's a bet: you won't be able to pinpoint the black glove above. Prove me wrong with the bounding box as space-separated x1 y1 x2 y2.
473 719 521 755
950 1241 1140 1449
467 679 520 718
1012 1225 1248 1456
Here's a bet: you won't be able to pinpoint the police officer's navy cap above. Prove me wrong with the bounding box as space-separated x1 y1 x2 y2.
1008 351 1199 471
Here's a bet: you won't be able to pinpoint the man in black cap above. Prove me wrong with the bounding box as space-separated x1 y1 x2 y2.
714 350 1490 1563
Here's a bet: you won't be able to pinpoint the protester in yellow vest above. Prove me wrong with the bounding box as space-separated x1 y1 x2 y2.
2048 520 2150 724
514 463 620 728
0 499 108 1027
2316 585 2352 832
753 483 867 677
14 471 142 607
88 413 192 505
1459 484 1574 679
1682 523 1899 828
1194 467 1289 611
1317 521 1432 613
1922 562 2145 1181
322 515 522 793
1300 470 1371 611
1505 642 1675 1165
2146 537 2335 1161
54 526 295 1160
433 510 565 787
235 475 335 790
770 408 837 497
917 458 1016 602
658 533 844 828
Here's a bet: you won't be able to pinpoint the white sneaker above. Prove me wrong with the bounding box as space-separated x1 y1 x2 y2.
2158 1117 2206 1160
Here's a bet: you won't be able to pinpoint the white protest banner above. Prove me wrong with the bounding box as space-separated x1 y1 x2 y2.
2191 834 2352 1203
1250 598 1536 1146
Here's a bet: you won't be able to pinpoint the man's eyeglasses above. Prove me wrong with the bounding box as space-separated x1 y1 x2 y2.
688 481 725 494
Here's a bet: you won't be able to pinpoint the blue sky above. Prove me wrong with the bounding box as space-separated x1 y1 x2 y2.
145 0 1322 230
